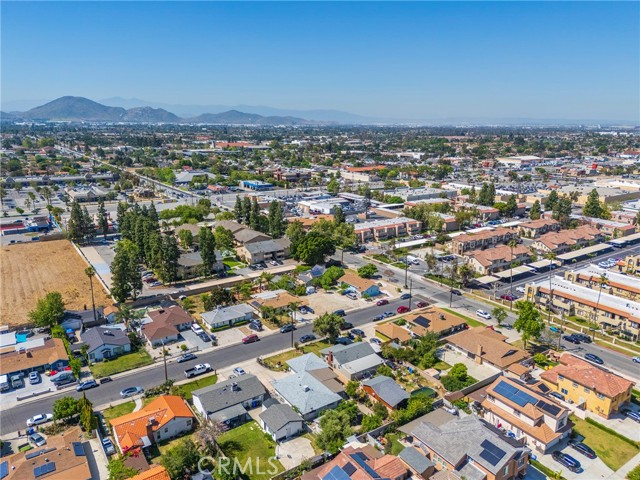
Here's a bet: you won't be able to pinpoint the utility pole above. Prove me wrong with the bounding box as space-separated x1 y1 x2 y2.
408 279 413 310
161 339 168 383
404 260 409 289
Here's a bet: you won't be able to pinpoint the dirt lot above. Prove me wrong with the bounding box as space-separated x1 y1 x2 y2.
0 240 112 326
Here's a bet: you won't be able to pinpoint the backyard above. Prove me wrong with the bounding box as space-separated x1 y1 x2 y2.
0 239 113 325
218 422 284 480
90 349 154 378
570 416 640 471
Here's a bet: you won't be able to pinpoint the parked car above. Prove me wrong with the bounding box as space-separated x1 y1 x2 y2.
299 334 316 343
178 353 197 363
633 356 640 364
340 322 354 331
242 334 259 344
26 413 53 427
573 333 592 343
280 324 296 333
350 328 365 337
623 410 640 423
335 337 353 346
549 391 565 401
28 372 41 385
500 294 515 301
584 353 604 365
334 309 346 317
345 292 358 300
383 311 394 318
400 293 411 300
233 367 246 376
198 333 212 343
373 314 384 321
552 451 581 473
416 301 428 308
376 299 389 306
76 380 98 392
563 335 581 344
102 438 116 456
451 289 462 296
475 309 491 320
191 323 204 335
29 433 47 447
120 386 144 398
568 440 596 459
397 306 410 314
249 321 263 331
370 338 382 345
549 326 563 333
99 376 112 384
515 286 526 294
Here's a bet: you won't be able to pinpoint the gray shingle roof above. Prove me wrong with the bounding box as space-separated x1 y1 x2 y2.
362 375 409 407
321 342 377 365
80 327 130 354
286 353 327 373
243 238 291 254
271 372 342 416
201 304 254 326
259 404 303 432
411 416 527 475
193 374 265 415
398 447 435 473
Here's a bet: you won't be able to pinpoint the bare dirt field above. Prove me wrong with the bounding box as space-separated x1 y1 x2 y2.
0 239 112 326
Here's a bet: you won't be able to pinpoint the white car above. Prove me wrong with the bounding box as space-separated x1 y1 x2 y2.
191 323 204 335
27 413 53 427
476 309 492 320
515 287 526 294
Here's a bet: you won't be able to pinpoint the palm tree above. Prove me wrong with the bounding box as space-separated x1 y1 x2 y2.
260 271 274 291
545 252 557 324
84 266 97 324
592 274 609 340
508 239 518 311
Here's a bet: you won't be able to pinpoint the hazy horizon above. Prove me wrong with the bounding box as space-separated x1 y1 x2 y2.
2 2 639 123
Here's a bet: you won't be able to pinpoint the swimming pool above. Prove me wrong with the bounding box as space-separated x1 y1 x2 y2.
16 332 29 343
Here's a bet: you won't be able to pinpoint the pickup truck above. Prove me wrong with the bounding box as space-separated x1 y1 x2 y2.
184 363 212 378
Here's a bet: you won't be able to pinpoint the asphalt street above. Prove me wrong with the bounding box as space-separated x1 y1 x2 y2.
0 296 421 435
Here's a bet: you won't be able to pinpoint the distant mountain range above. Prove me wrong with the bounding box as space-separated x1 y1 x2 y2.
1 96 323 125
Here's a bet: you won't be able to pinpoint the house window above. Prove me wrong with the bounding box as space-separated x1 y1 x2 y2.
561 388 568 395
558 375 564 381
596 393 605 400
572 382 579 388
187 419 192 426
164 428 168 433
584 387 590 394
504 465 509 475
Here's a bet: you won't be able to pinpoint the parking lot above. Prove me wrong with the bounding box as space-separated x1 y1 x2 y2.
1 371 72 411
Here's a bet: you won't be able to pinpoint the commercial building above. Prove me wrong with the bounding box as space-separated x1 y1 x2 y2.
354 217 422 243
481 377 571 453
391 187 455 202
239 180 274 191
524 276 640 341
540 353 634 418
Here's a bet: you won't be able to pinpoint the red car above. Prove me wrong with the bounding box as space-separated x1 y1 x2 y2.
500 294 515 301
242 334 259 344
416 301 428 308
397 306 410 314
376 299 389 306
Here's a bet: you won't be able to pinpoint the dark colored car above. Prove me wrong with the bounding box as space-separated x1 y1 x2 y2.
350 328 365 337
569 441 596 459
573 333 592 343
373 314 384 321
340 322 354 331
334 309 346 317
299 334 316 343
397 306 410 314
416 301 428 308
99 376 112 384
376 299 389 306
552 451 581 473
500 294 515 301
400 293 411 300
280 324 296 333
335 337 353 346
199 333 212 342
549 391 565 401
584 353 604 365
451 289 462 296
563 335 581 344
242 334 259 344
178 353 197 363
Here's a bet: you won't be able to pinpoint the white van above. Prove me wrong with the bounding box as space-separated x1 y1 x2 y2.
191 323 204 335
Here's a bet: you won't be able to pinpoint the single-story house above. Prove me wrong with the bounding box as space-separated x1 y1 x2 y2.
200 304 256 329
80 326 131 362
0 338 69 377
339 271 380 298
404 307 469 338
259 402 305 441
320 342 385 381
141 306 193 347
110 395 195 453
192 375 266 428
249 291 308 317
362 375 410 410
271 370 343 421
61 307 106 331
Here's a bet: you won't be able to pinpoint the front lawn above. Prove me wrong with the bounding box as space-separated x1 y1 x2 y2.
570 415 640 471
301 340 333 357
261 350 302 371
440 308 485 328
218 422 284 480
176 374 218 401
102 401 135 425
90 349 154 378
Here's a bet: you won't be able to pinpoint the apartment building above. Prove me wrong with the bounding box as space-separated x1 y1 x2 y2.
572 215 636 237
540 353 633 418
524 276 640 341
354 217 422 243
391 187 455 202
564 264 640 302
623 254 640 276
451 228 518 255
610 210 637 226
463 244 531 275
517 219 560 239
455 202 500 221
531 225 604 255
481 377 571 453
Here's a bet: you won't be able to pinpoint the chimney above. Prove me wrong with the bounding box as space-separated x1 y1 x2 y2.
476 344 483 357
26 351 32 358
146 418 156 445
327 351 333 365
303 385 310 392
232 383 239 391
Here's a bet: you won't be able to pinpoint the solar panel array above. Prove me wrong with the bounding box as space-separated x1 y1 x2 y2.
494 380 561 415
350 453 381 479
411 316 431 328
479 439 507 466
25 447 56 461
34 462 56 478
342 463 357 476
0 461 8 480
537 383 550 393
323 466 352 480
537 400 561 416
72 442 85 457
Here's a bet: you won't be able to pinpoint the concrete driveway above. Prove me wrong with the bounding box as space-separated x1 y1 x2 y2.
277 436 316 470
181 329 210 351
536 442 614 480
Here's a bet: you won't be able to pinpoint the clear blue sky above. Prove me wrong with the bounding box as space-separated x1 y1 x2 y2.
2 1 639 122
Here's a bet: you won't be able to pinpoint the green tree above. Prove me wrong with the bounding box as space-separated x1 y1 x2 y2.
294 231 335 265
107 457 140 480
69 358 83 379
202 287 233 311
449 363 468 382
626 463 640 480
97 198 109 239
333 206 346 225
529 200 542 220
583 188 604 218
267 200 286 238
357 263 378 278
513 301 544 349
249 197 260 230
199 227 218 276
242 197 252 224
327 177 340 195
345 381 360 398
492 306 508 326
178 229 193 248
316 409 353 454
78 393 97 432
320 266 344 289
161 438 200 479
313 313 344 342
158 235 180 283
361 414 383 432
213 226 235 251
111 239 142 303
233 196 244 223
52 396 79 422
545 190 559 211
67 200 86 243
28 291 65 328
505 194 518 217
286 220 306 258
85 266 97 322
